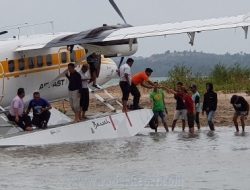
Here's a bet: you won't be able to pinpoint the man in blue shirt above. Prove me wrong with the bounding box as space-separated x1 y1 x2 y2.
26 92 52 129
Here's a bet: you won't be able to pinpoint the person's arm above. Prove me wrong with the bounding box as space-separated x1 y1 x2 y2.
65 72 70 79
26 101 32 115
13 100 20 122
147 80 155 86
149 94 154 109
161 86 177 95
162 91 168 114
202 93 207 114
214 92 218 111
141 81 154 89
77 73 82 92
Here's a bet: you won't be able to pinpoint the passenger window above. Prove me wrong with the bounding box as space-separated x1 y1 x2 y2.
70 51 76 62
28 57 35 69
37 56 43 67
46 54 52 66
61 52 67 64
8 60 15 72
18 58 25 71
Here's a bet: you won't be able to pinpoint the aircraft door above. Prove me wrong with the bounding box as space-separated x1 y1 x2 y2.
58 47 70 74
0 62 5 103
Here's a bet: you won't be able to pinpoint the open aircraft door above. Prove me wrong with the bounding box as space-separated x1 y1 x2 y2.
0 62 5 104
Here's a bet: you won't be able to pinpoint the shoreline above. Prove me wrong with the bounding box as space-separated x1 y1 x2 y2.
53 85 250 127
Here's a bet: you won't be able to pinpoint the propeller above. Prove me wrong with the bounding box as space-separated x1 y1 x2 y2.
109 0 127 24
0 31 8 36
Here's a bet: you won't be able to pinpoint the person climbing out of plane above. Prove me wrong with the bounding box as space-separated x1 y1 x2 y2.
79 64 91 120
202 83 217 131
119 58 134 112
87 52 101 89
130 68 155 110
26 92 52 129
65 63 82 122
149 82 168 132
8 88 33 131
230 95 249 133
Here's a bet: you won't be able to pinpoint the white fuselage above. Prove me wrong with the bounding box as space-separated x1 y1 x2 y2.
0 34 118 107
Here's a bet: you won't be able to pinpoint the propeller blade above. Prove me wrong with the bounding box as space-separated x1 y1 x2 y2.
0 31 8 35
109 0 127 24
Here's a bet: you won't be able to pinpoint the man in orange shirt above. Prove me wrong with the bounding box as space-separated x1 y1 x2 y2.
130 68 155 110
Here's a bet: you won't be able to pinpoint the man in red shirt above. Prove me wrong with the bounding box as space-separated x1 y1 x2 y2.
130 68 155 110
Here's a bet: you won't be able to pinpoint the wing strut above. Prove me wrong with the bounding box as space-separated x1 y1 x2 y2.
187 32 195 46
242 26 248 39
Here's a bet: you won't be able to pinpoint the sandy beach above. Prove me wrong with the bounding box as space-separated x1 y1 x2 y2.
53 85 250 128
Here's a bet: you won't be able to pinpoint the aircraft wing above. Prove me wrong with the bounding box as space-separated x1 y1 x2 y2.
15 13 250 51
103 13 250 42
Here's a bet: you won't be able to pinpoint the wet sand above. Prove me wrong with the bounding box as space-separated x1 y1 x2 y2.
53 85 250 127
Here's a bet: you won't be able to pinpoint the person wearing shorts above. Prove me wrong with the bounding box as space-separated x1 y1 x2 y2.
66 63 82 122
171 82 187 131
150 82 168 132
230 95 249 132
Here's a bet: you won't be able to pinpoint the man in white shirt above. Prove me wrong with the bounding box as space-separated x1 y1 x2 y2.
79 64 91 119
8 88 32 131
119 58 134 112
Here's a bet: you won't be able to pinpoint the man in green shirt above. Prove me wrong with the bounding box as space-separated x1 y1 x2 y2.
150 82 168 132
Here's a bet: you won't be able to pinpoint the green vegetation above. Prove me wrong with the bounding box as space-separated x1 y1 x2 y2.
163 64 250 94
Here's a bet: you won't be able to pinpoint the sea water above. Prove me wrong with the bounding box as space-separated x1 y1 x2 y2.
0 127 249 190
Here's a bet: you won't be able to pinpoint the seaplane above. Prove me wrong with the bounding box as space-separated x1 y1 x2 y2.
0 0 249 146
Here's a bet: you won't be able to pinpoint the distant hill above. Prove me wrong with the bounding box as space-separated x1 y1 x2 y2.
116 51 250 77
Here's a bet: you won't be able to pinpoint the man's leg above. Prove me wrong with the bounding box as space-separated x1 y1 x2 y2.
40 111 51 128
130 84 141 109
233 113 239 132
22 115 33 131
182 120 186 131
120 82 130 112
160 112 168 132
240 115 245 132
207 111 215 131
195 112 200 130
187 113 195 134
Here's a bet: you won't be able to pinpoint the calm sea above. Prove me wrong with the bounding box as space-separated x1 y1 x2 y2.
0 127 250 190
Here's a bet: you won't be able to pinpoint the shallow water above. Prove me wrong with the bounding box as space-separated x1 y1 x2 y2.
0 127 250 190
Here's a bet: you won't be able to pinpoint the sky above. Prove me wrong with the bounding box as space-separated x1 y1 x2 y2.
1 0 250 57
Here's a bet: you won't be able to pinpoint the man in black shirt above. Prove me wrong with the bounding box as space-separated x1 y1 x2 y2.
202 83 217 131
230 95 249 132
171 82 187 131
66 63 82 122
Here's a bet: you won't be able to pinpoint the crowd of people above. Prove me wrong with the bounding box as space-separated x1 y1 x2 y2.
7 56 250 134
119 58 250 134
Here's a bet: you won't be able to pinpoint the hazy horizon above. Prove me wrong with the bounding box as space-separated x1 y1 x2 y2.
1 0 249 57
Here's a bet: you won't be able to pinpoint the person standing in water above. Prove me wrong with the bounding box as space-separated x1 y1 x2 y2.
190 84 201 130
202 83 217 131
150 82 168 132
230 95 249 132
